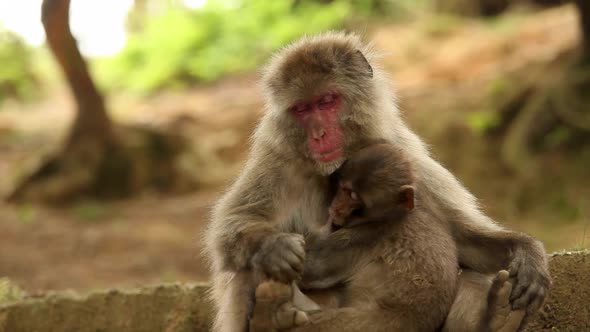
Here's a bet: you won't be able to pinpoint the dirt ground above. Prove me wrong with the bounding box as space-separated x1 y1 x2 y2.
0 192 217 292
0 5 589 294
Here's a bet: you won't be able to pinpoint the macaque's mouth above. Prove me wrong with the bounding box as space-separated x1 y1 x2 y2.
314 147 344 162
330 222 343 232
350 207 364 217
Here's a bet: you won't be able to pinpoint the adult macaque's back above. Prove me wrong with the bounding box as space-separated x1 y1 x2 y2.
204 32 550 332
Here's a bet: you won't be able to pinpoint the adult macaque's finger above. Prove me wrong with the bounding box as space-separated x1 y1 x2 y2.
528 288 546 314
513 283 540 310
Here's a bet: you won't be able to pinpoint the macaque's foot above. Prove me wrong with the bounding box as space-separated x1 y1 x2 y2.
249 281 309 332
487 270 526 332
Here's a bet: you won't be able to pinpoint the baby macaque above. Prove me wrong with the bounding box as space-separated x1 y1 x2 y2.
295 143 460 331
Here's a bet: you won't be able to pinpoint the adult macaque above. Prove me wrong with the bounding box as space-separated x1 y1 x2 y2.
250 143 526 331
204 32 550 332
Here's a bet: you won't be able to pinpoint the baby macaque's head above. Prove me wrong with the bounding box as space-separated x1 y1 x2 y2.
328 143 415 231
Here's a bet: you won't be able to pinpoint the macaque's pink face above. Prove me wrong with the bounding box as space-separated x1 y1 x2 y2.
289 93 345 163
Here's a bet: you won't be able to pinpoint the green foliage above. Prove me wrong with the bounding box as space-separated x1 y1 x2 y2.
16 204 38 224
488 77 511 99
0 278 25 303
72 201 110 222
98 0 351 93
465 110 500 134
0 27 38 103
543 126 573 149
551 192 581 223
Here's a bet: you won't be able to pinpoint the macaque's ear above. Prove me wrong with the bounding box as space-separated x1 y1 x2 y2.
354 50 373 78
398 185 415 211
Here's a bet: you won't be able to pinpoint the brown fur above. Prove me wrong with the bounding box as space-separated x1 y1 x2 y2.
203 32 550 332
295 143 458 331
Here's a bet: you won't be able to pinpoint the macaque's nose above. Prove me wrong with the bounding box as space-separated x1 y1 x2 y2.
312 128 326 141
328 209 343 232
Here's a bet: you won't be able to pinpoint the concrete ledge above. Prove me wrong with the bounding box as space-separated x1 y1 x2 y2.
0 283 213 332
1 251 588 332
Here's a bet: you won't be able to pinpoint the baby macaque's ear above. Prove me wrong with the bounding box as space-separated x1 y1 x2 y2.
398 185 415 211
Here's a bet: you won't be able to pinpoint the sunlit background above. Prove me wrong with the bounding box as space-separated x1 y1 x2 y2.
0 0 213 56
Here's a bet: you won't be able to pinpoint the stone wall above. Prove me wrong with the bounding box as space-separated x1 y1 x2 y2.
1 251 588 332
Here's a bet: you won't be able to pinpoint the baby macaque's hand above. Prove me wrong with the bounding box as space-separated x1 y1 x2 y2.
252 233 305 283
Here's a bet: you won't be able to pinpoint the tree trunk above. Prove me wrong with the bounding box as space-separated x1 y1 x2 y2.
6 0 195 203
41 0 113 145
6 0 119 202
575 0 590 62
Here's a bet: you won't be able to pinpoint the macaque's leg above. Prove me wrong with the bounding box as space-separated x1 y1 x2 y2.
250 282 433 332
443 270 525 332
212 272 256 332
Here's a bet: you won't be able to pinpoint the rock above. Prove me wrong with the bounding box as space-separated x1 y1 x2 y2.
0 252 588 332
0 283 212 332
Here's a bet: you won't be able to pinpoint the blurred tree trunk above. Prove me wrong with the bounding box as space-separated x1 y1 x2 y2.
127 0 148 33
576 0 590 62
41 0 113 146
7 0 130 202
7 0 194 203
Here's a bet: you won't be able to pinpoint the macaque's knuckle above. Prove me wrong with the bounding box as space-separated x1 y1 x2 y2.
497 270 510 281
278 266 295 280
511 297 528 310
269 265 281 276
510 289 525 303
291 233 304 241
294 311 309 326
292 262 304 274
255 282 274 299
274 309 298 329
283 251 299 265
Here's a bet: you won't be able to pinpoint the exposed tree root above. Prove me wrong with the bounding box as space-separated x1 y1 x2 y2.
7 124 195 204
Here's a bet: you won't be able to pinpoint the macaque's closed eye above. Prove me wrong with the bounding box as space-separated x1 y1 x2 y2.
318 94 338 110
339 181 359 201
291 103 312 115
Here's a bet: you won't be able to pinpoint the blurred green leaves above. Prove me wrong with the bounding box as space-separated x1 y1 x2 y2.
465 110 500 134
97 0 351 93
0 27 38 104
